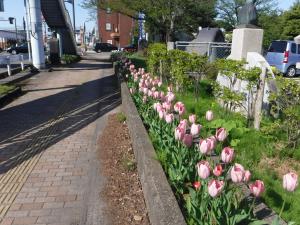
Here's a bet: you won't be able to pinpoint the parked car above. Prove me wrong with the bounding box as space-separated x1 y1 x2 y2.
93 43 118 53
7 43 28 54
266 40 300 77
122 44 137 53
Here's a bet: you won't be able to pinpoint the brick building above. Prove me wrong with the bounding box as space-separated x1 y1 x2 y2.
97 8 135 48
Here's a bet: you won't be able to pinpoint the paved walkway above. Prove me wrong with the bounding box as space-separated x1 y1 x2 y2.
0 53 121 225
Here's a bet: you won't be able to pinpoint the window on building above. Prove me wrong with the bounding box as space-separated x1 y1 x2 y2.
106 8 111 14
107 40 112 44
105 23 111 31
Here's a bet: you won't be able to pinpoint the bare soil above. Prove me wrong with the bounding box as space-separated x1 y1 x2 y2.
98 114 150 225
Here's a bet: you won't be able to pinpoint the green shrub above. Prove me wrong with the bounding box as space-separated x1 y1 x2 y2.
61 54 80 64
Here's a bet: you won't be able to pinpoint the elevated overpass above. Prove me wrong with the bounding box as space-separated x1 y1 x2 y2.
41 0 77 55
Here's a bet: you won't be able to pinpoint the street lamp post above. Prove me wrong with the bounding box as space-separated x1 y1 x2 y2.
8 17 18 43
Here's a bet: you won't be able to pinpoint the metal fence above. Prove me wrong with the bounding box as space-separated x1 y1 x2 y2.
175 41 232 62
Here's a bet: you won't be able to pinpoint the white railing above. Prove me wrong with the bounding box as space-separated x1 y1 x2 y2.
0 54 29 76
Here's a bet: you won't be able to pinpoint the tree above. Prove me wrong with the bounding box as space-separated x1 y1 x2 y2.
216 0 278 30
281 1 300 40
81 0 216 42
258 11 283 49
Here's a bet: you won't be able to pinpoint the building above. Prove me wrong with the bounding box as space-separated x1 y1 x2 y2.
0 30 26 49
97 8 135 48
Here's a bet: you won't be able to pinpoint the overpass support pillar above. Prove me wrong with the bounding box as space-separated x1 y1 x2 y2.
28 0 45 69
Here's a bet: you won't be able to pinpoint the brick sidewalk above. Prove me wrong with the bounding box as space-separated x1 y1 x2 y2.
0 53 121 225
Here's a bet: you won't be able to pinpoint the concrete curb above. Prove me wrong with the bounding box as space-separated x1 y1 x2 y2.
121 82 187 225
0 87 22 107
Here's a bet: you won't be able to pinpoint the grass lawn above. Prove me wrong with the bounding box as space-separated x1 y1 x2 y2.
0 85 16 96
128 54 300 223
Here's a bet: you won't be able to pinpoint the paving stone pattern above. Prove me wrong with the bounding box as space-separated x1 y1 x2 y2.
0 53 121 225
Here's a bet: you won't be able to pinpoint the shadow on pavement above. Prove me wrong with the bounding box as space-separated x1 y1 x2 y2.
0 68 121 174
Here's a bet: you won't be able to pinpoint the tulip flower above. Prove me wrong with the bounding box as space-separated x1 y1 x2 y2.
178 119 188 132
206 110 214 121
244 170 251 183
208 136 217 151
183 134 193 148
174 102 185 116
213 165 223 177
142 96 147 103
231 163 245 183
189 114 197 124
147 90 153 97
158 110 165 119
158 81 162 87
208 179 224 198
151 87 156 92
193 181 201 190
249 180 265 197
160 91 165 101
190 124 201 136
221 147 234 164
162 102 172 112
199 139 211 155
165 114 174 124
175 127 185 141
167 86 173 92
216 128 228 142
283 172 298 192
196 161 210 179
166 92 175 103
143 87 148 95
153 91 160 99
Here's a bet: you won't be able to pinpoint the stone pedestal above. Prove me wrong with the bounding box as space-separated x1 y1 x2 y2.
228 28 263 60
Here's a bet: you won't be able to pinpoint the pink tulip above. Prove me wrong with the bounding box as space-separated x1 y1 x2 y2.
221 147 234 164
208 136 217 151
158 110 165 119
208 179 224 198
189 114 197 124
129 88 135 94
283 172 298 192
249 180 265 197
147 90 153 97
216 128 228 142
199 139 211 155
158 81 162 87
190 124 201 136
151 87 156 92
183 134 193 148
206 110 214 121
167 86 173 92
162 102 172 112
193 181 201 190
175 127 185 141
178 119 188 132
166 92 175 103
153 91 160 99
143 87 148 95
231 163 245 183
165 114 174 124
174 102 185 116
213 165 223 177
142 96 147 103
196 161 210 179
160 91 165 101
244 170 251 183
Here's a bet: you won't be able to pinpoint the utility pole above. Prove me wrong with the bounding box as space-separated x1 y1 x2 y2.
24 0 32 61
28 0 45 69
72 0 75 35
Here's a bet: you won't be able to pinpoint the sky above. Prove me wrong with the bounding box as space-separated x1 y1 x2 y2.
0 0 96 32
0 0 297 32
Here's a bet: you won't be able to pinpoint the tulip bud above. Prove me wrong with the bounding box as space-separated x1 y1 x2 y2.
142 96 147 103
158 110 165 119
283 172 298 192
208 179 224 198
231 163 245 183
166 92 175 103
199 139 211 155
178 119 188 133
208 136 217 151
196 161 210 179
221 147 234 164
244 170 251 183
216 128 228 142
190 124 201 136
193 181 201 190
213 165 223 177
175 127 185 141
249 180 265 197
206 110 214 121
158 81 162 87
183 134 193 148
189 114 196 124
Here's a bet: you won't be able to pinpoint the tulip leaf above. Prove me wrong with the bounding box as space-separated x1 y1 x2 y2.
230 139 240 147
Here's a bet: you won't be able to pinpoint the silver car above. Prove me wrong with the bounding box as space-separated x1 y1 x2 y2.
266 40 300 77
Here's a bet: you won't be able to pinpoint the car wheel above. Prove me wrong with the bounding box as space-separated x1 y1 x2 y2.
12 50 17 55
286 66 297 77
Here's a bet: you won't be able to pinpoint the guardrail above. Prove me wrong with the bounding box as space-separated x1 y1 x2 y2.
0 54 29 76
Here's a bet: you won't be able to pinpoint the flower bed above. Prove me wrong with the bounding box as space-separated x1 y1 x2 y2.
118 60 298 225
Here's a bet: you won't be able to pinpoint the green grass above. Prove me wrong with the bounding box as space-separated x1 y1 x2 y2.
176 80 300 223
0 85 15 96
